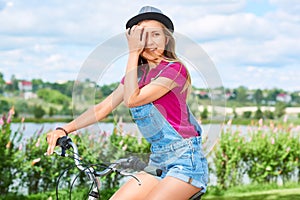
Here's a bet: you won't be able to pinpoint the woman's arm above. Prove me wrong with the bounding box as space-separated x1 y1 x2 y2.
124 75 177 108
63 83 124 132
46 83 124 155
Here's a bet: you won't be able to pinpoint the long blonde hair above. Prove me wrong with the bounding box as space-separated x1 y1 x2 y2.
162 25 191 93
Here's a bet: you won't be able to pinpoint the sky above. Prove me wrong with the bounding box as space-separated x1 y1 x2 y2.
0 0 299 91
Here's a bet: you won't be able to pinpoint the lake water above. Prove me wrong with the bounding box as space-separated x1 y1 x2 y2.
11 121 248 158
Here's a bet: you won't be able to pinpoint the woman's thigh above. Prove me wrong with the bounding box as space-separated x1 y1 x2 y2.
109 172 160 200
144 176 201 200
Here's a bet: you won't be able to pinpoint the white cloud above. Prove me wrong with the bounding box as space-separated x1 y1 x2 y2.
0 0 299 91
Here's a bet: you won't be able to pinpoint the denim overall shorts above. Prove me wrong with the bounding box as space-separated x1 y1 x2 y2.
130 103 208 193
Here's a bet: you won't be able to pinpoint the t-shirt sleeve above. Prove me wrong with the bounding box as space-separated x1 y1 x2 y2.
120 76 125 84
159 62 187 86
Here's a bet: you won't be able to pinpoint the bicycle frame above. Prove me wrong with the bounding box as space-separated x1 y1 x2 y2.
54 136 204 200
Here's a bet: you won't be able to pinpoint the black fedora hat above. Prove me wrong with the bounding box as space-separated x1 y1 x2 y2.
126 6 174 33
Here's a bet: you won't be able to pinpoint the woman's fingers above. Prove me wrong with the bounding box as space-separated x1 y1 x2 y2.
46 131 64 155
126 25 145 53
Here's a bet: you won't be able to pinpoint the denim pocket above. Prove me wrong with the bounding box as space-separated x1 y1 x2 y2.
167 150 194 171
131 106 164 143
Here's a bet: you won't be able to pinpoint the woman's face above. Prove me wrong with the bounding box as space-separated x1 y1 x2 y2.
139 20 168 63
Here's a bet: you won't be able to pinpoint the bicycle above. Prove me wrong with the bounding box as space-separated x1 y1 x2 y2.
54 136 204 200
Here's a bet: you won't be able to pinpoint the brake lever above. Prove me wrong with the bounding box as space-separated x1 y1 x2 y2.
54 150 69 157
119 170 141 186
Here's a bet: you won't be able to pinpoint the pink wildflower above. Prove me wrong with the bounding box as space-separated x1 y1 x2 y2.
271 137 275 145
286 147 291 152
258 118 263 126
37 126 44 136
6 107 15 123
19 143 23 151
35 138 40 147
0 117 3 126
283 115 288 123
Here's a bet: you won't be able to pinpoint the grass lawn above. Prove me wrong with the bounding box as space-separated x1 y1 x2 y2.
203 188 300 200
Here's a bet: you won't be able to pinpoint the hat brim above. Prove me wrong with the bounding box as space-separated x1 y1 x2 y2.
126 12 174 32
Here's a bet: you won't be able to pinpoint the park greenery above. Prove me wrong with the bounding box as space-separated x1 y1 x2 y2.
1 71 300 124
1 107 300 199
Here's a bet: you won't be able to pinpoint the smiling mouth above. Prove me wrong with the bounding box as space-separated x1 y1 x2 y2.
145 48 157 51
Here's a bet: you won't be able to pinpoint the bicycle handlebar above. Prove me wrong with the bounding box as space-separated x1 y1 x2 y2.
55 136 162 177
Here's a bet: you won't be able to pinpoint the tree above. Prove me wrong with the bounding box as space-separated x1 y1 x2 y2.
243 111 252 119
235 86 248 103
264 110 274 119
254 108 263 119
37 88 70 104
253 89 263 105
291 92 300 104
48 106 57 117
6 75 19 92
266 88 283 102
33 105 45 119
201 107 209 120
274 102 286 118
0 99 10 113
31 79 44 92
0 72 5 94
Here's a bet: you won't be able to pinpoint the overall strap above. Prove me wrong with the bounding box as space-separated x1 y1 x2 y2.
187 106 202 136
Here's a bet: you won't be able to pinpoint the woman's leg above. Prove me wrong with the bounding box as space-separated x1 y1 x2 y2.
144 176 201 200
109 172 160 200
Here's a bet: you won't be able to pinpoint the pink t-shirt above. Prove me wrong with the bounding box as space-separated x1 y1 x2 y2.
121 60 199 138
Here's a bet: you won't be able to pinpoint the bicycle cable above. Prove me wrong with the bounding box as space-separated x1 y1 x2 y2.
56 150 110 200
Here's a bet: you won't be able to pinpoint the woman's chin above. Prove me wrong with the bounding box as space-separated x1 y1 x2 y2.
141 53 162 63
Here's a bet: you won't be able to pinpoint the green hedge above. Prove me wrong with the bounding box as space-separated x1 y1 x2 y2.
211 119 300 190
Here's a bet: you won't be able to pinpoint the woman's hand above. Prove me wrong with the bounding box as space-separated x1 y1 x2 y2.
126 25 147 55
46 129 67 155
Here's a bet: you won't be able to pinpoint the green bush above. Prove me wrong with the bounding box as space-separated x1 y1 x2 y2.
32 105 45 119
37 88 70 105
211 119 300 190
0 108 23 195
254 108 263 119
243 111 252 118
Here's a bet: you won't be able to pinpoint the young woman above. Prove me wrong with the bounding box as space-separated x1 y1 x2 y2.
46 6 208 200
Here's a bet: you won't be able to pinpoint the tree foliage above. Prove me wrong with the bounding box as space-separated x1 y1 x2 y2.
37 88 70 104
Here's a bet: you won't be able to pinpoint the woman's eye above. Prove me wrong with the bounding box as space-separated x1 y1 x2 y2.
153 32 160 37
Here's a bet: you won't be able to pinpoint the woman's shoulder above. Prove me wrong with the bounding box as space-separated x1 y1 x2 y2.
165 60 187 74
162 60 186 69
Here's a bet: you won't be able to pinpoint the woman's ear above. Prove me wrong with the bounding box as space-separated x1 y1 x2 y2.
165 36 170 45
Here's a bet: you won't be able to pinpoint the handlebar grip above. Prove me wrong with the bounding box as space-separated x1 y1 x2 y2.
55 136 72 157
143 166 163 177
121 156 162 177
56 136 71 147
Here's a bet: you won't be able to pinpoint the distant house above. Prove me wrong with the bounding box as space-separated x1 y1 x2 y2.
18 80 32 92
18 80 37 99
276 93 291 103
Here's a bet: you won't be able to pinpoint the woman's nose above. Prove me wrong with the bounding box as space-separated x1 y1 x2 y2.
145 32 153 47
